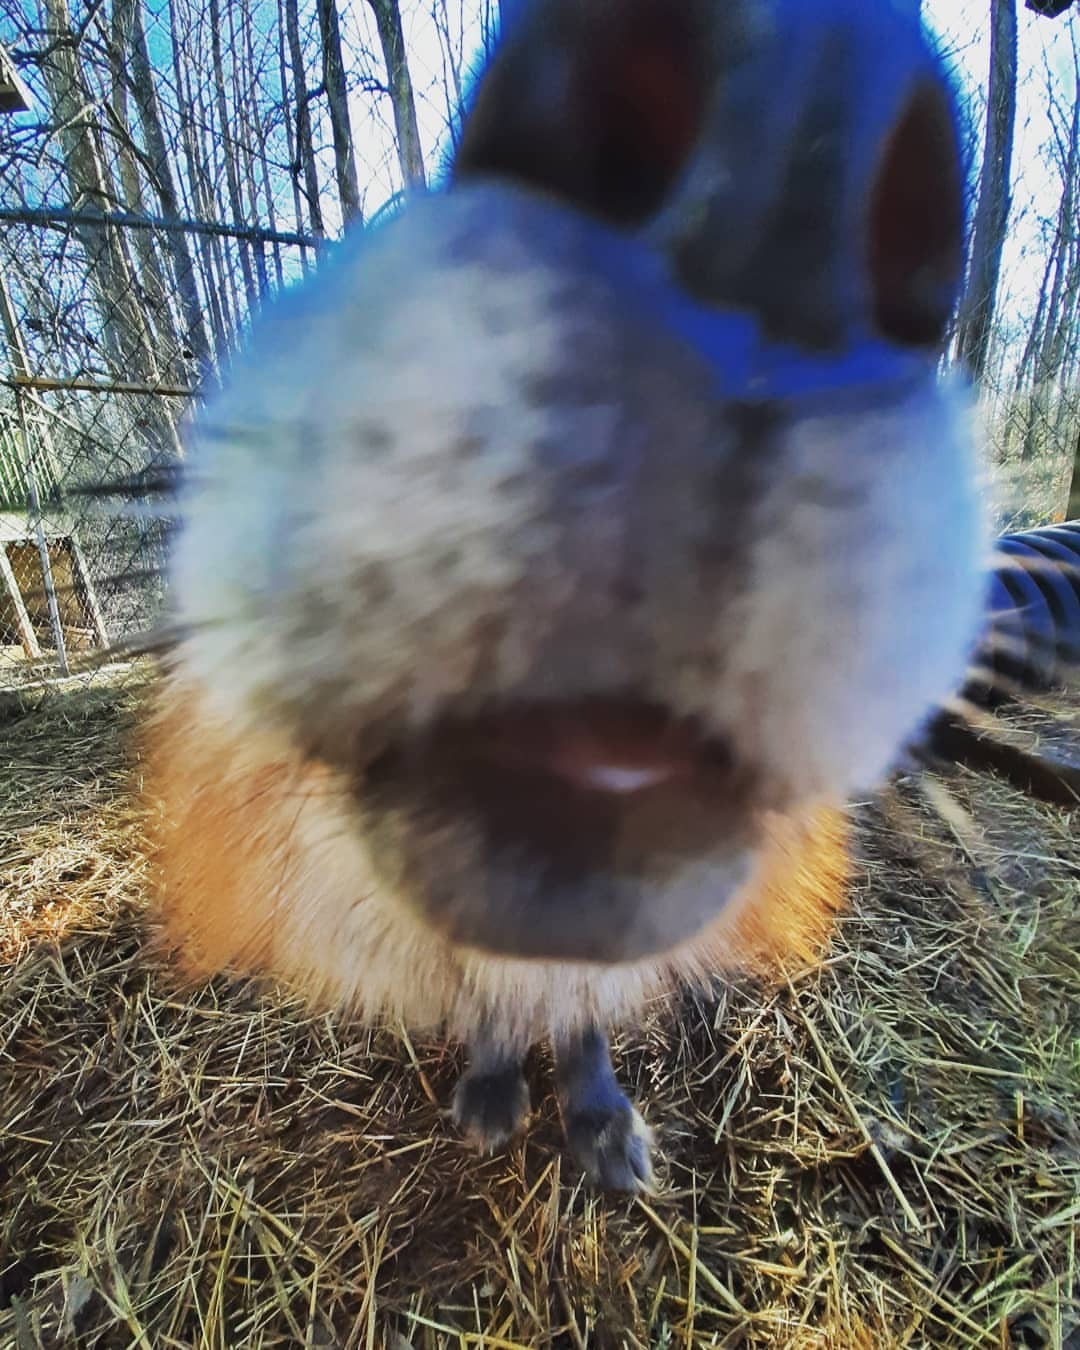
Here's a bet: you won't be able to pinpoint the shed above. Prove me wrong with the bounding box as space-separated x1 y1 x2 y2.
0 44 32 115
0 411 108 668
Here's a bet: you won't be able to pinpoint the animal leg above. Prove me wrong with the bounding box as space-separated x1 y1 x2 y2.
554 1026 653 1193
451 1032 531 1154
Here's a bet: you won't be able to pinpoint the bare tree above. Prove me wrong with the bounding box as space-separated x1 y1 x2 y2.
230 0 271 297
121 0 214 381
479 0 501 60
106 0 175 348
167 0 232 358
954 0 1019 383
368 0 427 190
1017 44 1080 460
317 0 363 224
209 0 258 308
197 5 246 329
36 0 159 378
431 0 466 150
1065 412 1080 516
284 0 326 242
241 0 286 288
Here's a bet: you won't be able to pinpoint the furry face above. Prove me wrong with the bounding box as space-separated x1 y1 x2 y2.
166 0 987 968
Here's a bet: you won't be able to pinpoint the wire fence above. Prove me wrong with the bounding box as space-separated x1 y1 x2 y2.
0 0 498 691
0 0 1077 692
0 204 315 691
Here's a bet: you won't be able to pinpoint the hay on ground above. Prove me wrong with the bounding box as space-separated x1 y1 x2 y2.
1 668 1077 1348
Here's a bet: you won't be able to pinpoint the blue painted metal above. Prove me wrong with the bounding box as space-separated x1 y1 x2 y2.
976 521 1080 693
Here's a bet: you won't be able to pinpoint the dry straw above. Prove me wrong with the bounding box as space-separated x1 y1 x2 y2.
1 668 1077 1347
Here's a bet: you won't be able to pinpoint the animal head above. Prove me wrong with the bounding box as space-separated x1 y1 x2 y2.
167 0 988 966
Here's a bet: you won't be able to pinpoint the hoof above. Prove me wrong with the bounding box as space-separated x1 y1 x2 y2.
565 1100 654 1193
451 1067 531 1154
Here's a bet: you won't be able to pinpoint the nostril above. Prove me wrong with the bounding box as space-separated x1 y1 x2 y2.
867 81 965 349
452 0 711 228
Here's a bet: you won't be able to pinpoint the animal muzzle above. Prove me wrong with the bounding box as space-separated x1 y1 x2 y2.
358 699 762 964
168 0 986 967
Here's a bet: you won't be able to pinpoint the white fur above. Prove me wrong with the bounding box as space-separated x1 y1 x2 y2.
706 376 987 799
159 181 987 1033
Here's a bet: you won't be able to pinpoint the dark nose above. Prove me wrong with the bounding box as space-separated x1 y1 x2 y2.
453 0 965 357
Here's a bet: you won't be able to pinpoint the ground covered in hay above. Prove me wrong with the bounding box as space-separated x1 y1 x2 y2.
1 669 1077 1348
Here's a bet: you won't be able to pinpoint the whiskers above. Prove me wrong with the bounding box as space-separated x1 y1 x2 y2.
66 623 191 673
62 463 185 503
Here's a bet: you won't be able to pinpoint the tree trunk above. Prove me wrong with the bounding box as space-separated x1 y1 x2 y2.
209 0 258 308
1067 428 1080 521
479 0 501 60
285 0 325 243
277 0 309 265
231 0 271 299
431 0 465 151
1021 84 1079 461
125 0 215 383
37 0 158 379
367 0 427 190
243 0 285 288
316 0 362 225
198 25 245 334
107 0 175 349
168 0 231 359
953 0 1018 384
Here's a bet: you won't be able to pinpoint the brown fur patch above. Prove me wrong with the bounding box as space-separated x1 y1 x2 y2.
727 803 851 976
143 673 850 1033
140 678 339 980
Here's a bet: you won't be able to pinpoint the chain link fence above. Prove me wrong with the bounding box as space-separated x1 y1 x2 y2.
0 211 305 690
0 0 498 691
0 0 1076 693
0 202 313 691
